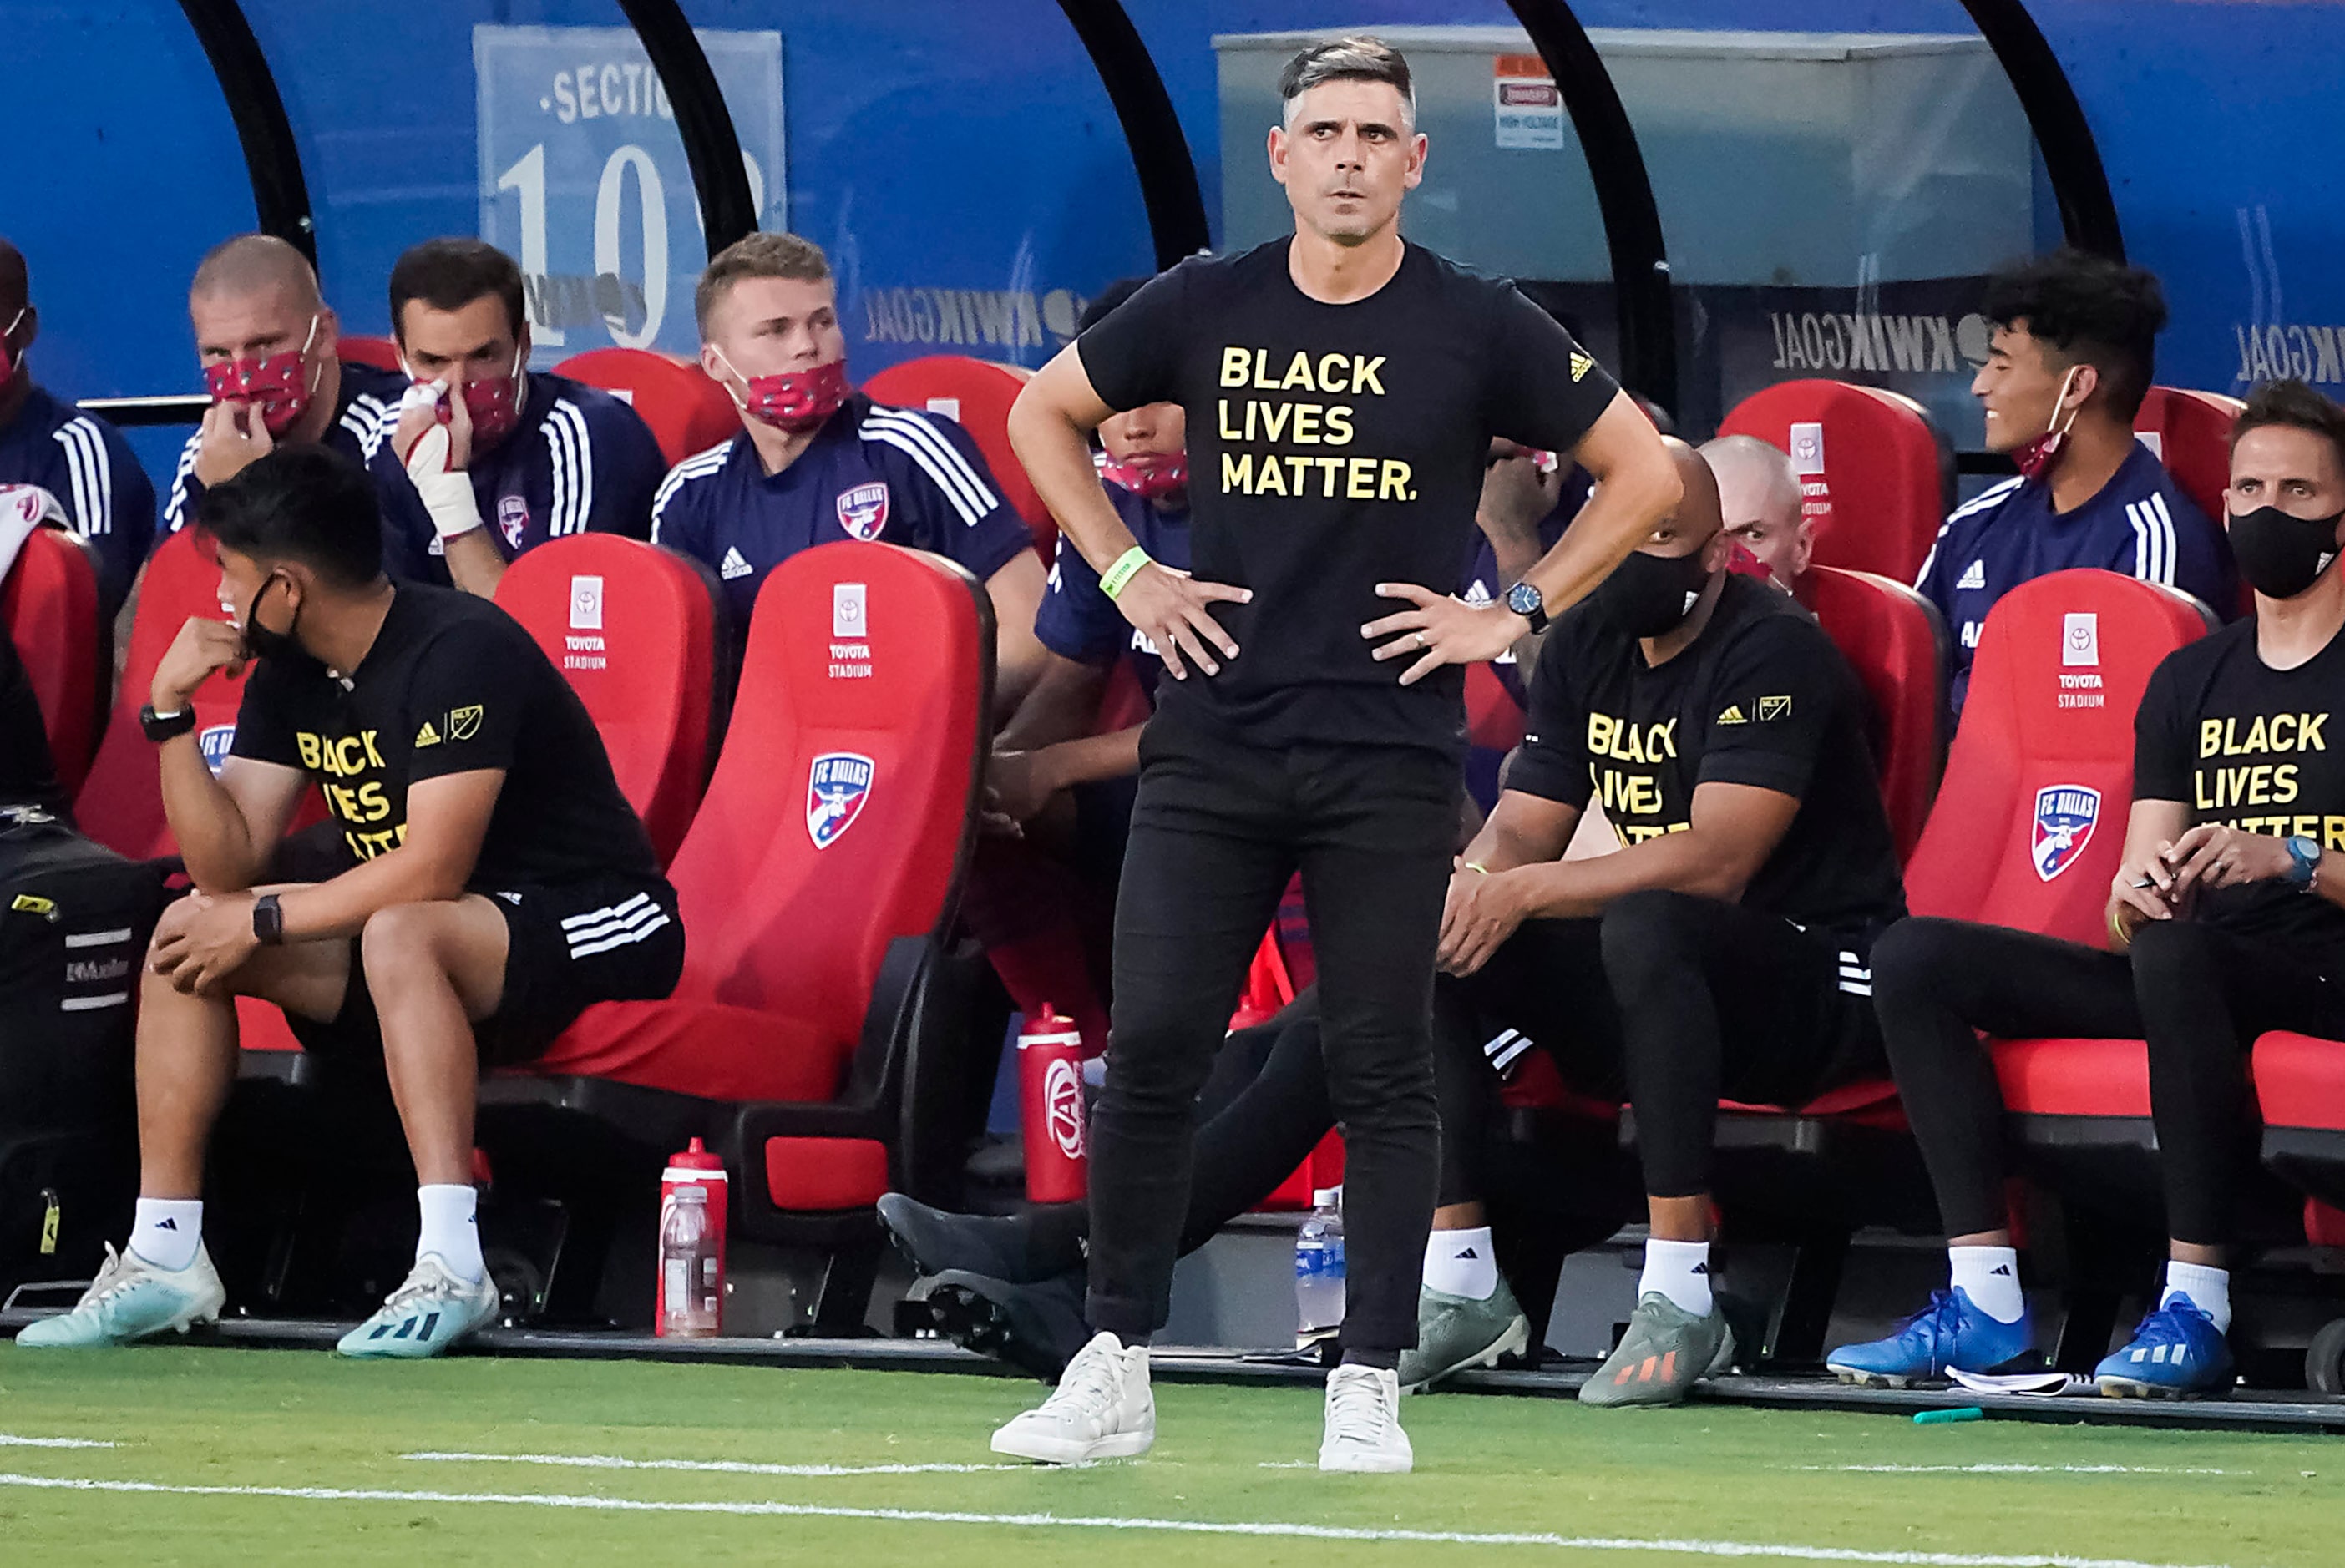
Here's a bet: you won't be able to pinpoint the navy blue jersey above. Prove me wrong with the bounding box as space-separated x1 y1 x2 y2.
0 384 156 617
651 392 1032 637
1457 469 1588 706
1917 442 2234 712
165 362 443 585
1036 478 1192 703
455 371 666 561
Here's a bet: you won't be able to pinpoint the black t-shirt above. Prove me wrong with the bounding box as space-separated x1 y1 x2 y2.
231 584 659 888
1077 238 1621 754
0 634 63 812
2133 616 2345 965
1508 572 1907 938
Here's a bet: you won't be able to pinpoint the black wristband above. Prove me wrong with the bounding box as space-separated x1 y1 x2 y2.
251 893 285 946
140 704 199 744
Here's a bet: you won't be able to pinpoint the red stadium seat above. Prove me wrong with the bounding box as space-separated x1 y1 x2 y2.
491 535 717 866
1717 380 1952 584
337 335 403 372
2 524 104 796
2134 387 2241 529
76 530 327 860
1901 570 2211 1208
1795 564 1948 860
2251 1032 2345 1239
862 357 1050 557
553 347 739 468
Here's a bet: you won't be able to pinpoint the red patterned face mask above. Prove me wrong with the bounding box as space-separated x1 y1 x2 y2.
714 350 849 433
1100 452 1188 501
202 315 322 436
408 346 527 448
2010 364 2084 483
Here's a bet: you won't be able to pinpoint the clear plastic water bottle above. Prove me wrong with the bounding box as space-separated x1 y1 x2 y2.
1294 1186 1346 1345
659 1185 720 1338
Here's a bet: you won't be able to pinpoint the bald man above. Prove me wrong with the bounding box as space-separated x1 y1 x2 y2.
1403 438 1907 1404
163 235 456 590
1701 433 1810 588
0 238 158 617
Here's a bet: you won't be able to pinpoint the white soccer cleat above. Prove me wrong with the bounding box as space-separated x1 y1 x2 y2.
1319 1363 1414 1474
15 1242 225 1348
336 1253 500 1359
990 1330 1155 1463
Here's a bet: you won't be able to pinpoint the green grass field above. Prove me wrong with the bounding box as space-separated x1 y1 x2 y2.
0 1343 2336 1565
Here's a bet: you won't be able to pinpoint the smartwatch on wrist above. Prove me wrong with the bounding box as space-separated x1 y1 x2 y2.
1505 579 1549 635
251 893 286 946
2285 835 2324 891
139 704 198 744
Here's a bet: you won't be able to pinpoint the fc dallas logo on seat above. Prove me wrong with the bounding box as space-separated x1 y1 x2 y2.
835 482 889 541
807 751 875 848
2032 784 2100 881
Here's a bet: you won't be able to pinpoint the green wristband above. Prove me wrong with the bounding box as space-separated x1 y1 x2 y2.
1100 546 1153 601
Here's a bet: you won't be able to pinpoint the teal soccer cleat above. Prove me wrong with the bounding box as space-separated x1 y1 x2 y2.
336 1254 501 1359
16 1243 226 1348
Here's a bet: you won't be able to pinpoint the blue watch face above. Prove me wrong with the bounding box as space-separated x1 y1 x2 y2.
1507 581 1542 616
2289 836 2322 883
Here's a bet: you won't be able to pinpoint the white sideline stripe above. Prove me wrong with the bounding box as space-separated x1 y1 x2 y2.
0 1435 117 1449
1808 1464 2241 1476
405 1451 1026 1477
0 1470 2248 1565
64 928 134 948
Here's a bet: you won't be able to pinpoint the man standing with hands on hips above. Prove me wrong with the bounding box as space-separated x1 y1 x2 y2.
995 36 1680 1472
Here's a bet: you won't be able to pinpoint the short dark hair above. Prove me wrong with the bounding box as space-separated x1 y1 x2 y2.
1981 249 2167 421
1077 276 1152 336
197 444 382 589
389 237 527 341
696 232 831 337
1277 37 1415 129
2233 377 2345 477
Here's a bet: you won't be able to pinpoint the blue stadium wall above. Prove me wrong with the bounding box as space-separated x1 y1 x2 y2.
10 0 2341 479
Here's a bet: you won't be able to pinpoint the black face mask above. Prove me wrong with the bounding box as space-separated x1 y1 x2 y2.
2228 505 2345 600
1591 545 1712 640
240 573 303 663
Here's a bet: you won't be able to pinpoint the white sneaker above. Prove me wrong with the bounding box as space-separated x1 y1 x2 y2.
990 1330 1154 1463
1319 1363 1413 1473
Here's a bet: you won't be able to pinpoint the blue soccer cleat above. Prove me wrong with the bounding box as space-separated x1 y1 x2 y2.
15 1243 226 1348
336 1254 501 1360
1826 1287 2038 1387
2094 1293 2233 1399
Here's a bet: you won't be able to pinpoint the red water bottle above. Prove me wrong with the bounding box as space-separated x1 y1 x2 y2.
1019 1007 1089 1205
657 1136 727 1338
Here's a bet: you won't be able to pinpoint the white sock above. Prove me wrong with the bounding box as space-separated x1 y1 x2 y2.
129 1198 202 1272
417 1184 484 1282
1422 1226 1498 1301
1639 1237 1713 1317
1948 1244 2026 1323
2161 1261 2231 1332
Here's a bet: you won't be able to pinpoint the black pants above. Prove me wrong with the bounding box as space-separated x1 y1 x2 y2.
1439 892 1885 1204
1087 711 1458 1354
1871 915 2345 1246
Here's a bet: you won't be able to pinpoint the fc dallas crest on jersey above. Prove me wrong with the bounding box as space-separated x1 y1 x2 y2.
836 482 890 541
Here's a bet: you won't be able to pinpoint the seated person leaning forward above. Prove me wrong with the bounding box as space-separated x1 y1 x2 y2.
22 445 683 1359
1426 437 1906 1405
1831 377 2345 1398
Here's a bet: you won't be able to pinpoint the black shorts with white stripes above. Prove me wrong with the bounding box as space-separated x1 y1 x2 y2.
287 875 684 1068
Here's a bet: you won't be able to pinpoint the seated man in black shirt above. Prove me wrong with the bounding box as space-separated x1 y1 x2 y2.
1831 378 2345 1398
1422 438 1906 1405
21 446 682 1359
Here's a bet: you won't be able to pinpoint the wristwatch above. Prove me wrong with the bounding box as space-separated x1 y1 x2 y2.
2285 835 2324 891
251 893 285 946
1505 579 1549 635
139 704 198 744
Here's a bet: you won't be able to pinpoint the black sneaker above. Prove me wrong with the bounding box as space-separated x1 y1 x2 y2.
876 1192 1084 1284
912 1268 1091 1382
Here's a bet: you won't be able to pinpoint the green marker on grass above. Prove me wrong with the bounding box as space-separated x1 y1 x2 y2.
1914 1407 1986 1425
